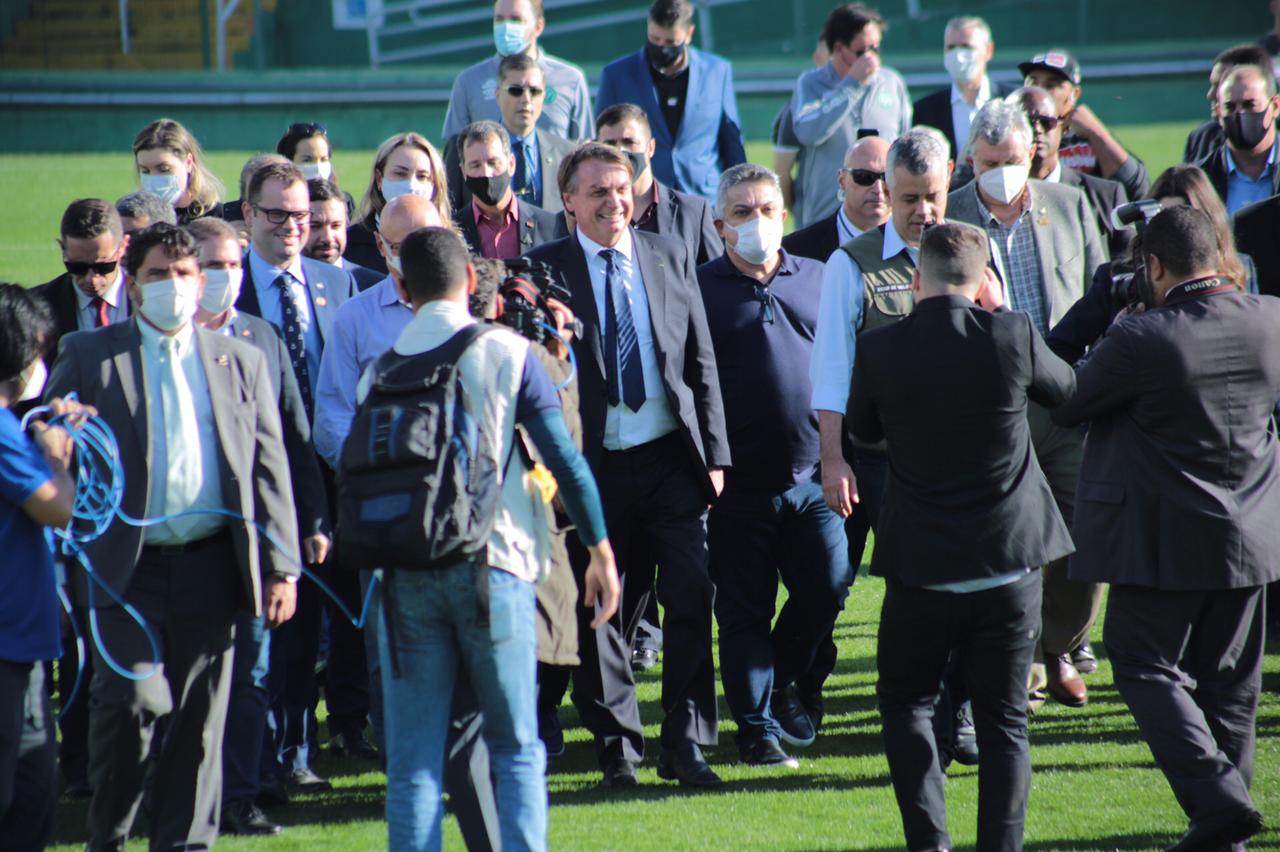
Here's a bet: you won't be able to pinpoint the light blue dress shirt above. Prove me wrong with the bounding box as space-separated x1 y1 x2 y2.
248 247 323 397
1225 145 1278 216
576 228 679 450
313 276 414 467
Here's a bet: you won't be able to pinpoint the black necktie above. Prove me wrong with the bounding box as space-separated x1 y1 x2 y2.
274 274 313 419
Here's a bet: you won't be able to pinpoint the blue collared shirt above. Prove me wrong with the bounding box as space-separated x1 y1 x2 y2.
314 275 414 467
1225 144 1278 216
509 128 542 208
247 247 323 396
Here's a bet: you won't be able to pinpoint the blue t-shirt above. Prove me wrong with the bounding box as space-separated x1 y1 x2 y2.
0 407 61 663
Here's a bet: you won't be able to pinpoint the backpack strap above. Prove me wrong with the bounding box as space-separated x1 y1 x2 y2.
371 322 504 391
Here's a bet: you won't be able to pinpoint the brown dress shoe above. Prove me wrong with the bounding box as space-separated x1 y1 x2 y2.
1046 654 1087 707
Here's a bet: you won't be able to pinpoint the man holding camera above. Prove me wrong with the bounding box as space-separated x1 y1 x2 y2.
1051 206 1279 852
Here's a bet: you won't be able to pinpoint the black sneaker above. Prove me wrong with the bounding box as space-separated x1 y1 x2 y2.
222 801 283 836
539 708 565 759
796 685 825 734
330 731 379 760
740 737 799 769
952 702 979 767
770 685 816 748
1071 642 1098 675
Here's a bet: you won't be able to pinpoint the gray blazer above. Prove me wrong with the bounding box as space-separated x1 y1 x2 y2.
946 179 1108 328
46 320 301 616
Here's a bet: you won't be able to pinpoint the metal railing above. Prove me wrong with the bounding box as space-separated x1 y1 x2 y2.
118 0 130 54
216 0 242 71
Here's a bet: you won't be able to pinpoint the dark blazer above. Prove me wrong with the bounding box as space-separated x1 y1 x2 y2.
235 252 357 349
455 198 561 258
1051 283 1280 591
595 47 747 200
1060 165 1131 258
443 128 575 215
847 295 1076 586
344 221 385 275
345 260 384 292
522 228 730 499
45 321 300 614
1234 194 1280 297
222 197 246 222
911 80 1016 160
1183 119 1224 165
1198 141 1280 207
780 211 840 262
227 311 329 539
553 181 724 267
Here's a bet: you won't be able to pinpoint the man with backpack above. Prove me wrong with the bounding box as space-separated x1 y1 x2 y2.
339 226 619 852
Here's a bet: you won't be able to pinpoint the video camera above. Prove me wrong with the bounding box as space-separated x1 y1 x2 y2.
1109 200 1163 309
495 258 583 346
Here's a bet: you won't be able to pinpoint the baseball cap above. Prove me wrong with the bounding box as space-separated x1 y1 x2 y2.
1018 49 1082 86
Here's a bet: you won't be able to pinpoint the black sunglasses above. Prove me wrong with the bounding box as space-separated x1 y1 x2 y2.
847 168 885 187
751 284 775 324
1028 114 1061 132
288 122 328 137
64 259 118 276
253 205 310 225
504 84 544 98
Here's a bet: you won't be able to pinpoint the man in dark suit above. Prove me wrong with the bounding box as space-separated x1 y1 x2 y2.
1198 63 1280 215
782 135 890 263
1184 45 1276 165
451 120 560 260
524 143 730 789
45 223 301 850
1054 207 1278 851
304 178 383 291
1234 192 1280 295
595 0 746 201
234 161 359 795
911 16 1013 162
848 222 1075 852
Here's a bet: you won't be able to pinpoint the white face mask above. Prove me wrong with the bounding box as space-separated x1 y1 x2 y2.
978 163 1031 205
299 161 333 182
16 358 46 403
138 277 199 332
727 214 784 266
381 177 434 203
140 172 186 205
944 47 982 84
199 267 243 315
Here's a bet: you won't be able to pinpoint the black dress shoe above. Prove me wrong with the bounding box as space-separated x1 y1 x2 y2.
951 703 979 767
330 730 379 760
1167 806 1263 852
600 755 639 789
256 777 290 808
65 777 93 799
539 708 565 759
631 647 659 672
740 738 799 769
1071 642 1098 675
222 801 283 836
771 685 816 747
797 685 825 733
657 743 723 788
287 766 333 793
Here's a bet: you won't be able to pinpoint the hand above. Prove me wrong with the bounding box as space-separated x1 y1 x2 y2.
265 576 298 629
709 467 725 499
46 396 97 427
846 49 880 84
1111 302 1145 326
821 454 859 518
28 421 74 474
1065 103 1104 140
302 533 330 566
582 540 620 630
544 297 575 360
974 267 1004 311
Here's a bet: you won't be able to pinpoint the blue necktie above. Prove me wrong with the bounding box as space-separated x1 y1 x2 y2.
274 274 313 419
600 249 646 412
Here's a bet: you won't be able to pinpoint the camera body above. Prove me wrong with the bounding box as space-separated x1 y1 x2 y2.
495 258 582 346
1108 199 1163 309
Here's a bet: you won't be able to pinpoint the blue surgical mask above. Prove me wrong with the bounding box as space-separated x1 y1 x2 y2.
140 172 186 205
493 20 529 57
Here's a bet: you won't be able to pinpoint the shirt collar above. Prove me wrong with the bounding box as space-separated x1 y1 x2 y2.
708 248 800 282
248 246 306 288
837 206 866 241
1044 161 1063 183
576 226 634 264
882 217 917 262
509 127 538 149
949 75 991 106
1225 143 1278 178
398 298 476 347
375 275 412 309
472 192 519 226
137 314 195 354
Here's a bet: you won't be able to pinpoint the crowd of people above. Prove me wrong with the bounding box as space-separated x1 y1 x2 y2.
1 0 1279 850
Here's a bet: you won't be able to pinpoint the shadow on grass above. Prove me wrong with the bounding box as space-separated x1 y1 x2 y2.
547 767 894 808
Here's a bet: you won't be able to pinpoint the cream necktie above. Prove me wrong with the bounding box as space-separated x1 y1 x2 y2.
158 336 203 539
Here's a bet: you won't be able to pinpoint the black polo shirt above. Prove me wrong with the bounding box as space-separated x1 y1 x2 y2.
649 62 690 139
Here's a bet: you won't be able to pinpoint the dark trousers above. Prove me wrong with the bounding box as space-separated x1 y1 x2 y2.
86 533 239 849
319 564 370 740
1105 584 1264 822
709 479 851 749
0 659 56 852
56 604 93 789
266 572 323 775
878 570 1042 852
569 434 717 763
222 610 271 808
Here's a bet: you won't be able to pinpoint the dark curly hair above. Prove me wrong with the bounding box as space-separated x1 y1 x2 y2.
0 283 54 384
123 223 198 279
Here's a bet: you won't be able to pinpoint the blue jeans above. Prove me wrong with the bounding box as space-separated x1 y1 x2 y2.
708 479 852 749
379 564 545 852
223 610 271 806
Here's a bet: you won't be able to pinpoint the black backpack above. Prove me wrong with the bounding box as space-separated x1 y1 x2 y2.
336 324 504 572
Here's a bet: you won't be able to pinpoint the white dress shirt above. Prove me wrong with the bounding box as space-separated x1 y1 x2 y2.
575 228 679 450
950 76 993 155
74 270 127 330
836 207 867 246
248 247 323 395
1042 160 1064 184
138 320 225 544
810 218 918 413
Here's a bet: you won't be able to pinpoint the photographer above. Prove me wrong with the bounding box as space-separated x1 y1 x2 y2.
1047 165 1257 366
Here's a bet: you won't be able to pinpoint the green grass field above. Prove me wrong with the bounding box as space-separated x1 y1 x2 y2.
14 119 1280 849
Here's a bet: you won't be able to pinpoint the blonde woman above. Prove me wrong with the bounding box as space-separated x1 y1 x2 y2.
346 132 450 272
132 118 225 225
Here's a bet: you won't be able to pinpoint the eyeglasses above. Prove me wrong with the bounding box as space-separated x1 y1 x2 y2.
1028 114 1061 132
504 85 545 98
751 284 775 324
287 122 327 137
847 168 885 187
64 259 118 276
253 205 310 225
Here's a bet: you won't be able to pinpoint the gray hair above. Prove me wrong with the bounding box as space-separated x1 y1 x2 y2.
944 15 991 44
885 128 950 189
460 120 514 160
966 99 1033 158
114 191 177 226
715 163 782 217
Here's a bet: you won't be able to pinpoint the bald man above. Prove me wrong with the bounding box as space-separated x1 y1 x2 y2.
1200 64 1280 214
782 136 891 263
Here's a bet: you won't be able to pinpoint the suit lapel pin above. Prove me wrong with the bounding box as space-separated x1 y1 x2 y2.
241 329 251 337
316 296 328 307
1037 207 1050 226
316 281 325 290
216 354 230 366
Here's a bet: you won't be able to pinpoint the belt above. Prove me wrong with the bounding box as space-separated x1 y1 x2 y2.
142 528 231 557
601 430 682 457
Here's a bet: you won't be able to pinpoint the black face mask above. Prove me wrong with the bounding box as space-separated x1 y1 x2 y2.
646 40 686 70
624 149 649 182
1223 108 1272 151
465 172 510 207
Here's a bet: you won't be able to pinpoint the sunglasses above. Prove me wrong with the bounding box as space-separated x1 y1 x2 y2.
847 168 885 187
504 84 545 98
253 205 310 225
1028 114 1061 132
64 259 118 277
751 284 775 324
288 122 328 137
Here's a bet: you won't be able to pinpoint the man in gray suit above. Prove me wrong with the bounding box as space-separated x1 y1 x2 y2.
1052 207 1277 851
946 98 1107 709
45 223 300 851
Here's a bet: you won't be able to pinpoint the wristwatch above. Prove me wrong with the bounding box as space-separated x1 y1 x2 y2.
273 572 299 584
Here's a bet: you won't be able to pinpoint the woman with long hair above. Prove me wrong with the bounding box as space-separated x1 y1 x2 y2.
132 118 224 225
345 132 450 273
1146 164 1255 292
